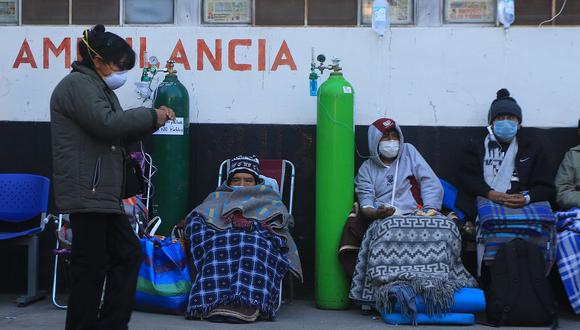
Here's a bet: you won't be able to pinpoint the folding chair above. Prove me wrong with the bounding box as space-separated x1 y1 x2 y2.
0 174 51 306
217 158 297 308
217 159 295 215
51 214 71 309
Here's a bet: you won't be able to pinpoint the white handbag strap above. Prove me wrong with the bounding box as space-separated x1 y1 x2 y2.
146 216 162 236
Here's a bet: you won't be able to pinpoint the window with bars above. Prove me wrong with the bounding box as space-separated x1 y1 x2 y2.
0 0 18 24
361 0 414 25
445 0 578 26
73 0 119 25
254 0 305 26
16 0 174 25
124 0 174 24
308 0 358 26
444 0 495 24
4 0 580 27
253 0 414 26
203 0 252 24
22 0 69 25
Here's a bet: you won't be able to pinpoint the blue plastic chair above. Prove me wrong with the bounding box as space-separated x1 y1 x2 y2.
0 174 51 306
439 178 465 221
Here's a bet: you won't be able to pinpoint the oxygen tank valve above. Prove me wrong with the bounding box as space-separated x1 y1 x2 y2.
309 53 343 96
330 58 342 72
166 60 176 75
315 54 342 74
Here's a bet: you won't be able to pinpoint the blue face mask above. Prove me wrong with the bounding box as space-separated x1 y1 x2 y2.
493 119 518 142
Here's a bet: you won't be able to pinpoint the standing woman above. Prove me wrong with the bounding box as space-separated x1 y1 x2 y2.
50 24 175 329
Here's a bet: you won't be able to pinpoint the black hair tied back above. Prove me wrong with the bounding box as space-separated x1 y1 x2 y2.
93 24 105 34
78 24 136 71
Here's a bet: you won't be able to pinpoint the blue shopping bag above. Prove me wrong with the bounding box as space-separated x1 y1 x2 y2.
134 236 192 315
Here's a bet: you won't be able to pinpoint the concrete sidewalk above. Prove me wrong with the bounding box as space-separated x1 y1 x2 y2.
1 295 578 330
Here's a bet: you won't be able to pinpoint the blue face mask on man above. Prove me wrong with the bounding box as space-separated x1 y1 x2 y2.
493 119 518 142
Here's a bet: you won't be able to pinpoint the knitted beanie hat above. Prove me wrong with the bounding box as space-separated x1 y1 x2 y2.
227 155 260 183
488 88 522 124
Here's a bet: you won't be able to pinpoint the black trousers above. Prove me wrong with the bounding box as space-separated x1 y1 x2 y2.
66 213 141 330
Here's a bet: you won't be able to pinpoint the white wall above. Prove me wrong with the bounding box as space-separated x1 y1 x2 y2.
1 26 579 127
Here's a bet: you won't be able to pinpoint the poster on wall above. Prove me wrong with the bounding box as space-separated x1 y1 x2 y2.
203 0 252 24
0 0 17 24
361 0 414 25
445 0 495 23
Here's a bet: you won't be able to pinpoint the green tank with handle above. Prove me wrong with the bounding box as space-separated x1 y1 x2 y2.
315 61 355 309
152 60 190 235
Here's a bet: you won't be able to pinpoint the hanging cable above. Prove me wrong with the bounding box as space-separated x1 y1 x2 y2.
539 0 568 27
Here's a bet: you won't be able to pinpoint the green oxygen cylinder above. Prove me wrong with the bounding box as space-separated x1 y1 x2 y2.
315 67 355 309
152 60 190 235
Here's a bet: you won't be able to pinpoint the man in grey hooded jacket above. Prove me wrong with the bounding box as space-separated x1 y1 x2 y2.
355 118 443 219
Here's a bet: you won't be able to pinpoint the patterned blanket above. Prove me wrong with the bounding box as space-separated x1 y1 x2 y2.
185 215 289 320
476 197 556 274
191 183 302 279
556 210 580 314
349 216 477 323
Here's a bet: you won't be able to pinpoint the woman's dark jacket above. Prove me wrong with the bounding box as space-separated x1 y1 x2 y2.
50 62 157 214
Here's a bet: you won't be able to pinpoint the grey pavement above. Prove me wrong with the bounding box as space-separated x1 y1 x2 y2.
1 295 579 330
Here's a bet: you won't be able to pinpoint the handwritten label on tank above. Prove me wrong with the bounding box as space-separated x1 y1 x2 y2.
153 117 184 136
342 86 352 94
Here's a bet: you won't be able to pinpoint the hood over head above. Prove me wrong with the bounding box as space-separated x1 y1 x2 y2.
368 118 405 167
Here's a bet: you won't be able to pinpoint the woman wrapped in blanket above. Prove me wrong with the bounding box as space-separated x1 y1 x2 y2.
348 118 477 321
185 155 302 323
339 118 445 277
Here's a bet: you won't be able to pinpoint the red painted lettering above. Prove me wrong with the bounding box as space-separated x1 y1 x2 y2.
43 38 71 69
139 37 146 68
271 40 297 71
197 39 222 71
169 39 191 70
125 37 132 48
258 39 266 71
13 39 37 69
228 39 252 71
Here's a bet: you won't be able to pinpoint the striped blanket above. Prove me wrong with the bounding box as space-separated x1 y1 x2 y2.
555 210 580 314
476 197 556 274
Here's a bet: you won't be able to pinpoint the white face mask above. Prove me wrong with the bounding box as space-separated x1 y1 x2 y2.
103 70 128 90
379 140 399 159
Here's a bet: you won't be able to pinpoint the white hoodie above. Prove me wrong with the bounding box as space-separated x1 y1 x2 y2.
355 118 443 214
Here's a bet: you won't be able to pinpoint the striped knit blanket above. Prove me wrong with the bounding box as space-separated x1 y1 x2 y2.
349 216 477 323
476 197 556 273
555 210 580 314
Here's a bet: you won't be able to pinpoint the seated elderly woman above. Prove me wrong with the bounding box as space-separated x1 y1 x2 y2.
185 155 302 322
348 118 477 321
